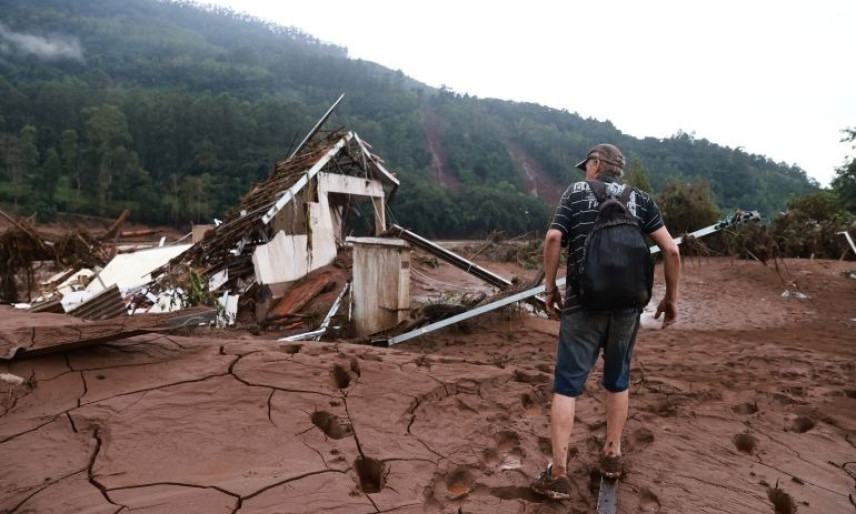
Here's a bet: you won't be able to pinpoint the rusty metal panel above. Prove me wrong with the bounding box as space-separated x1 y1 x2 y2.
349 238 410 337
67 284 127 321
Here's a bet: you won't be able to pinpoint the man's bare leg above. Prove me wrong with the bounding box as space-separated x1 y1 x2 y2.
550 393 576 476
604 389 629 456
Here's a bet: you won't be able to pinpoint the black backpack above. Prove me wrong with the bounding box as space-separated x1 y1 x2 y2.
572 180 653 311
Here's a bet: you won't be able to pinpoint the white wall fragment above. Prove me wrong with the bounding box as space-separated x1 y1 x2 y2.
208 269 229 291
217 292 239 327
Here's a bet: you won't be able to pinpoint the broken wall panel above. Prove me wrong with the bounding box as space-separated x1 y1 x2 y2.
350 238 410 336
253 233 311 285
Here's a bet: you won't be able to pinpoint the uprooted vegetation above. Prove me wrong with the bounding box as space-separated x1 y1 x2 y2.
0 212 111 302
688 192 854 262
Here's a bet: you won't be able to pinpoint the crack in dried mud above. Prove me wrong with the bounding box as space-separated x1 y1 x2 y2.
104 481 242 509
0 416 59 444
78 372 232 406
88 428 124 510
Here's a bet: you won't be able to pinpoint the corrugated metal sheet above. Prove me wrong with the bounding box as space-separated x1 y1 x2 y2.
28 299 65 314
67 284 127 320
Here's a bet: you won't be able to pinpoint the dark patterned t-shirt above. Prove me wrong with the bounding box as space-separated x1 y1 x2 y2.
549 175 664 311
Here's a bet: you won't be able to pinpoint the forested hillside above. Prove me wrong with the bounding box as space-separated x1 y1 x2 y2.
0 0 818 237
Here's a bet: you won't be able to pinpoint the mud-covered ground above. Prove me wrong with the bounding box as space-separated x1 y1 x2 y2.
2 255 855 513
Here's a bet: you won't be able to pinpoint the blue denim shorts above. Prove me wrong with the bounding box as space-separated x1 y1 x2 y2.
553 308 641 397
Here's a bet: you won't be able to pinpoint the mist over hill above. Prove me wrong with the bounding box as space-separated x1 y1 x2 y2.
0 0 817 237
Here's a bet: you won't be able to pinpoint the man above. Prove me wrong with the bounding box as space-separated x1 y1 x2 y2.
531 143 681 500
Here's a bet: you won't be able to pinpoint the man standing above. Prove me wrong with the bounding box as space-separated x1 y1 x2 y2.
531 143 681 500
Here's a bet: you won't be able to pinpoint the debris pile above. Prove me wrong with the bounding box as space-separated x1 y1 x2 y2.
1 98 451 357
0 209 116 303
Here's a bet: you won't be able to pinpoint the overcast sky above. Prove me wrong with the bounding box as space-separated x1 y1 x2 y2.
203 0 854 187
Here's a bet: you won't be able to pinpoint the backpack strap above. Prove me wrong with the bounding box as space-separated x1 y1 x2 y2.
586 180 608 203
618 184 634 205
587 180 633 205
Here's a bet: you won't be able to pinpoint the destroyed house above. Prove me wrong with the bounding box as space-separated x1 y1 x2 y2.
157 128 400 303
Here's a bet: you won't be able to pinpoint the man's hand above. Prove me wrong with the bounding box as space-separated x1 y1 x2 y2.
654 298 677 329
544 288 563 319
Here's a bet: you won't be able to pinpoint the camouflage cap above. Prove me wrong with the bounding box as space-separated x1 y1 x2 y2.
575 143 626 171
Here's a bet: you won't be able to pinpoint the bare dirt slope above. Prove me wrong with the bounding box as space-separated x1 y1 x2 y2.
2 257 855 513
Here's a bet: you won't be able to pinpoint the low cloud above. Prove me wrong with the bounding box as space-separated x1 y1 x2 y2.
0 22 84 62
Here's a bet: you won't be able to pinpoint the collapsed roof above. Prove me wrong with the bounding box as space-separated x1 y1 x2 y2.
157 128 399 292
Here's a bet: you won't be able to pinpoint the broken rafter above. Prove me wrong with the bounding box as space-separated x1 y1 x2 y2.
287 93 345 161
354 133 400 189
262 133 353 225
386 224 546 311
388 224 512 289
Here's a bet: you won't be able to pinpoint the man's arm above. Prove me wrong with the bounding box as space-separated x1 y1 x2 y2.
647 225 681 328
543 228 564 318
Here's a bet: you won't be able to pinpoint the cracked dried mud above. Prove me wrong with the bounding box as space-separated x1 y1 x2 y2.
2 257 855 513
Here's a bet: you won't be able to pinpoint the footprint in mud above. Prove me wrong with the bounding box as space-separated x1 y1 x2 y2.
732 402 759 415
310 411 352 440
733 433 758 454
353 456 386 494
767 486 797 514
643 401 678 417
787 416 816 433
444 467 476 500
482 430 524 471
330 363 352 390
512 369 550 385
481 447 500 467
630 427 655 452
520 393 541 418
488 486 546 503
495 430 520 452
639 488 662 512
784 386 807 397
349 357 361 377
279 344 301 354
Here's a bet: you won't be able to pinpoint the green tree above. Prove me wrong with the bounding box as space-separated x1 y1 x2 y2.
41 147 62 202
831 127 856 214
60 129 80 196
0 125 38 210
180 174 212 223
625 157 652 193
656 179 720 235
83 105 133 214
84 105 131 149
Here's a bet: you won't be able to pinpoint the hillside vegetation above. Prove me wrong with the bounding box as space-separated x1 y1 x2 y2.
0 0 820 237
